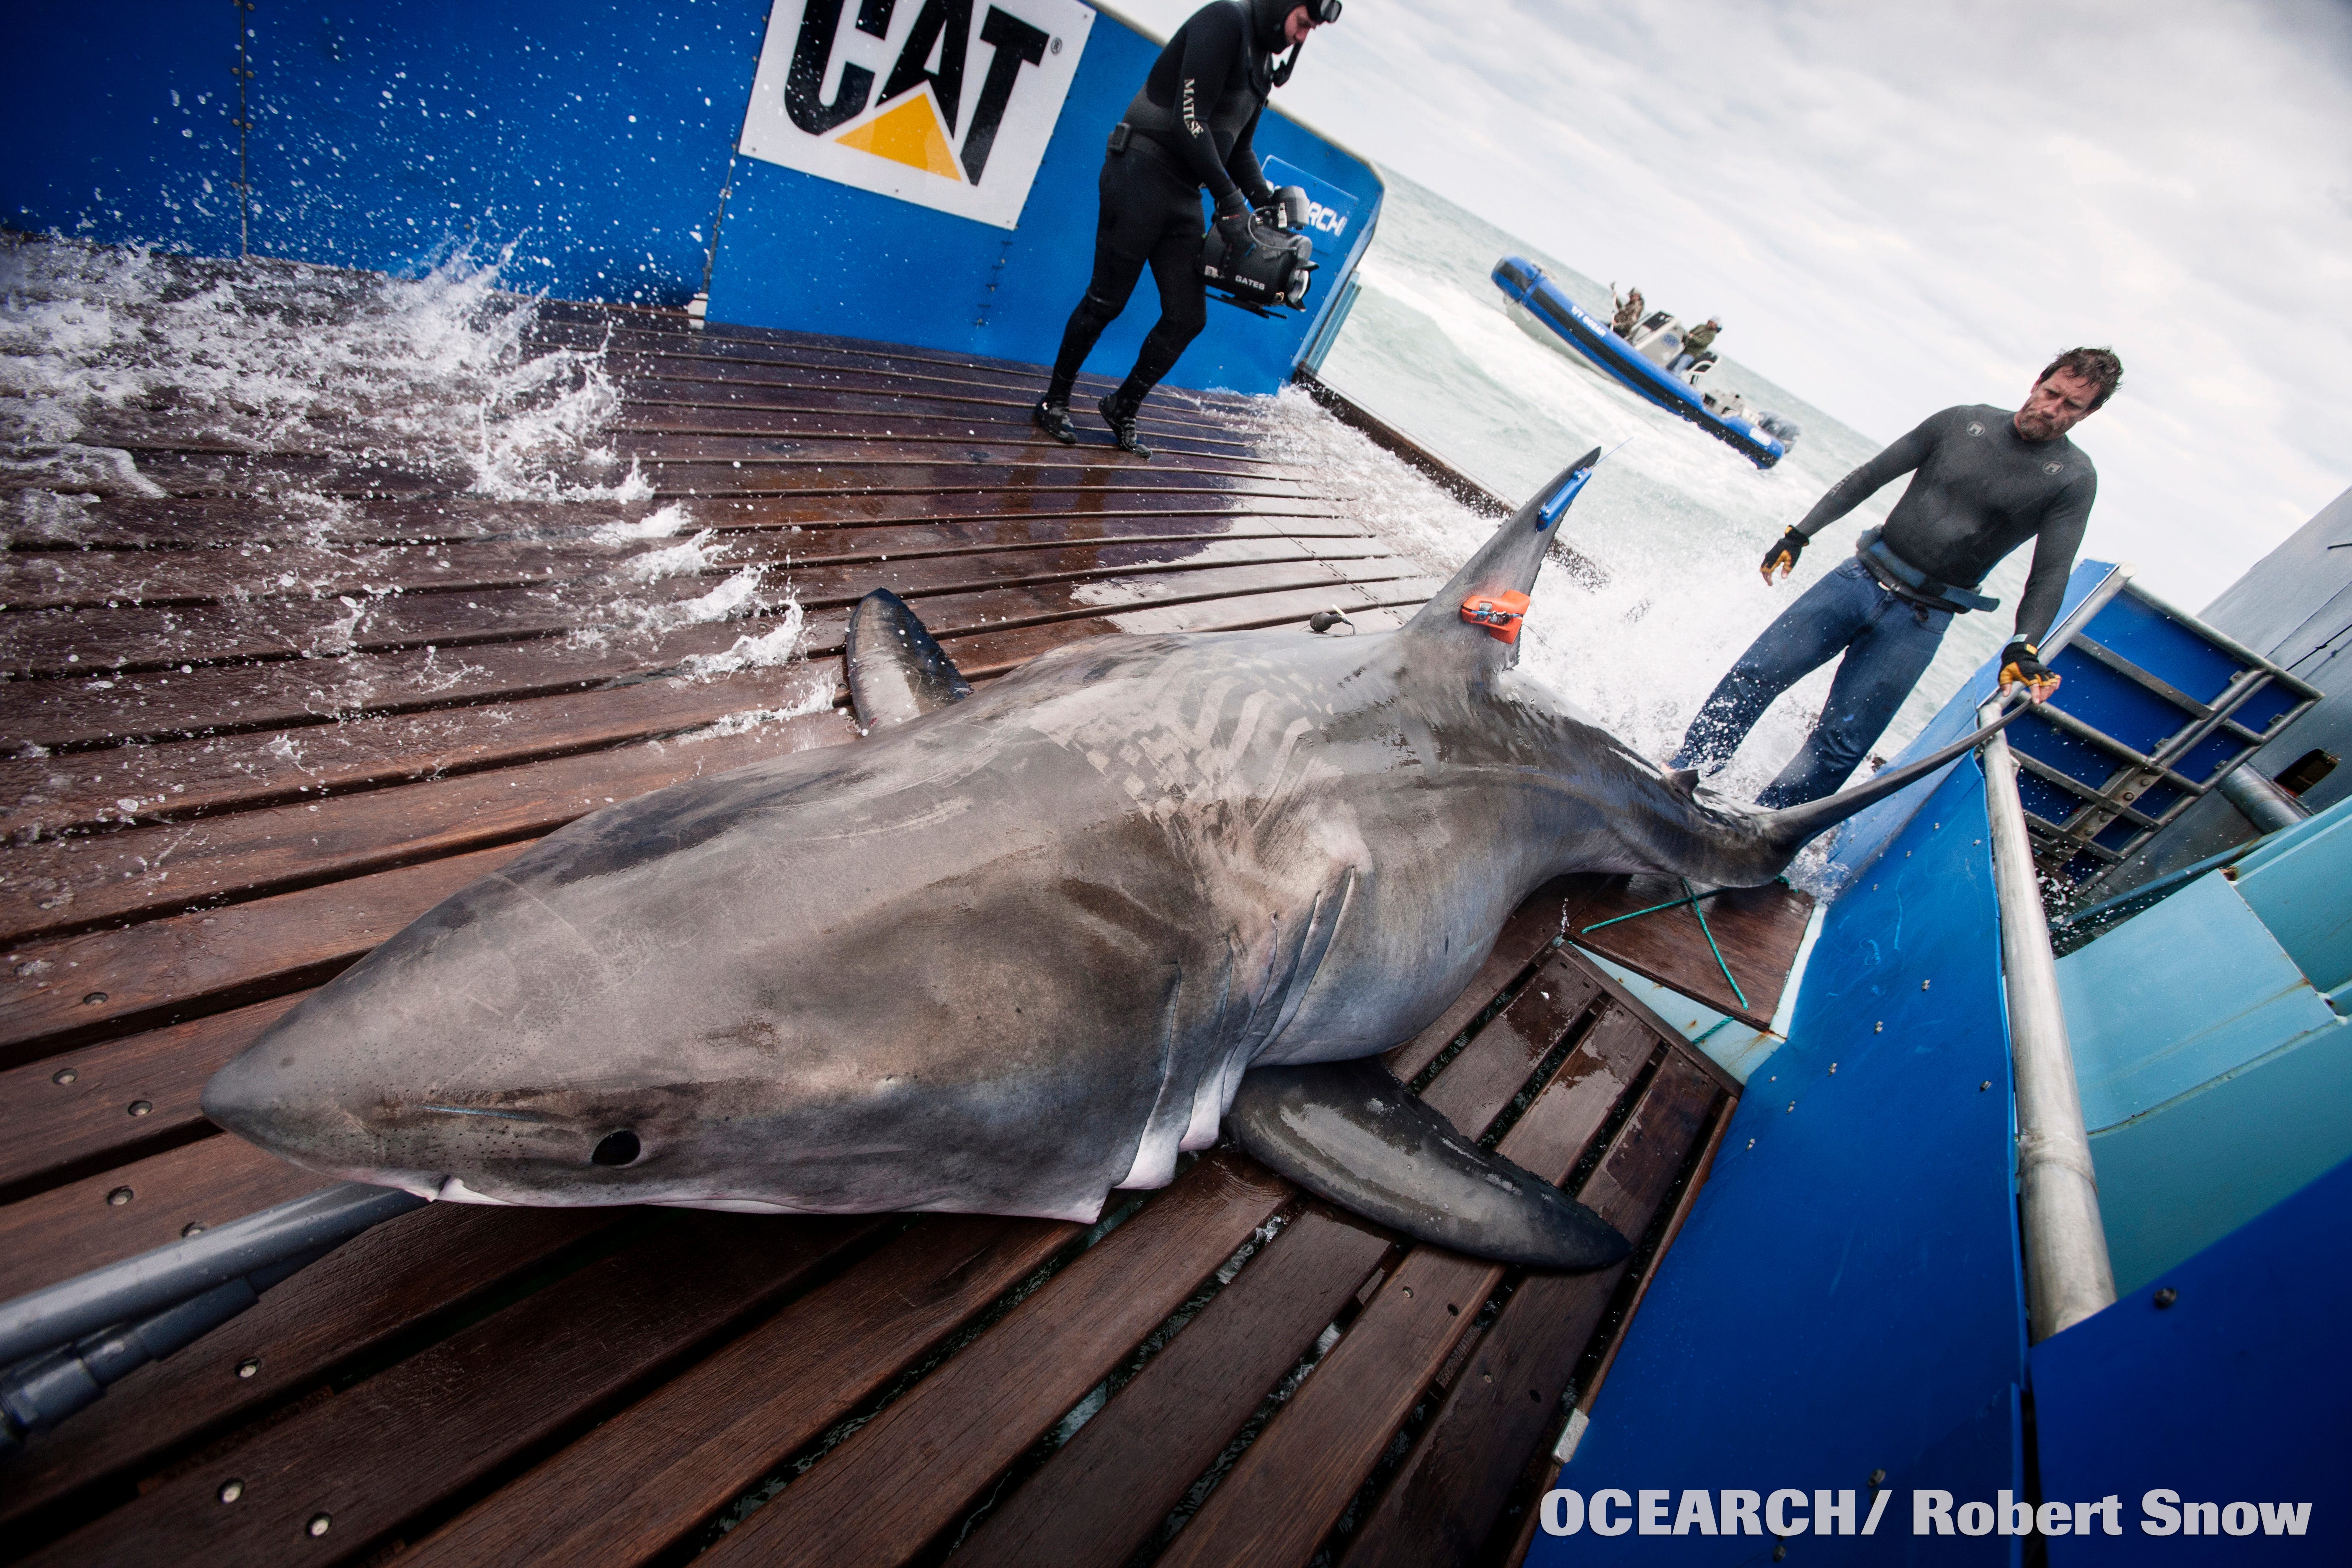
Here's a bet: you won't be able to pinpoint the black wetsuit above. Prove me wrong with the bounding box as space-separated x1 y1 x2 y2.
1793 404 2097 646
1044 0 1288 411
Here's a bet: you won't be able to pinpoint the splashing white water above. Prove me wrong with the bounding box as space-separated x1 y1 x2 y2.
676 598 812 682
0 233 643 515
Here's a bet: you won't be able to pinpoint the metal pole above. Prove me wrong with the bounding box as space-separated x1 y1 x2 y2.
1980 700 2117 1341
2218 766 2311 836
0 1183 423 1369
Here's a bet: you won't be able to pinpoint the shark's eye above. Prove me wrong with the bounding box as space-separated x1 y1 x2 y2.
591 1129 641 1167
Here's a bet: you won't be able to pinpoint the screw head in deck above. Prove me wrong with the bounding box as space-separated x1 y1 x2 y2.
307 1512 332 1537
106 1186 133 1206
2153 1286 2178 1308
237 1357 262 1379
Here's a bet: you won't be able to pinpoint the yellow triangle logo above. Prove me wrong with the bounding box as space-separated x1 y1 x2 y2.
833 92 964 182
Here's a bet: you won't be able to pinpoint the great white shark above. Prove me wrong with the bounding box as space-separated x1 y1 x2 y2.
204 454 2019 1269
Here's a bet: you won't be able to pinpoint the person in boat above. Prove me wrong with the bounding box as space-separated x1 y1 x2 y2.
1669 317 1720 374
1611 286 1645 337
1032 0 1340 459
1670 347 2123 807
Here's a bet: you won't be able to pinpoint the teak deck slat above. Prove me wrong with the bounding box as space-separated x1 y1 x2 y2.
1339 1055 1728 1568
0 1134 316 1300
2 515 1374 618
0 1204 617 1537
24 1215 883 1568
0 729 805 946
1560 872 1817 1029
0 995 304 1197
400 1214 1079 1568
1156 998 1705 1568
950 1204 1396 1568
0 842 535 1064
0 303 1757 1568
704 1152 1296 1568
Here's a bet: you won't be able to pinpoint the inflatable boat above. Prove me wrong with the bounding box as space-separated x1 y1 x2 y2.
1493 255 1786 469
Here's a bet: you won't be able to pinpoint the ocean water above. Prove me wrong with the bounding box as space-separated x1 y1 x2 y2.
1300 173 2026 791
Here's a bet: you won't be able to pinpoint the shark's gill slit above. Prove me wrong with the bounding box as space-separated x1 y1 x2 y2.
592 1130 642 1167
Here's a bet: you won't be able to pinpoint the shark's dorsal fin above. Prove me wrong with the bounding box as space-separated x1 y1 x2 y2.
1226 1058 1631 1270
846 589 972 732
1668 768 1700 797
1403 449 1604 668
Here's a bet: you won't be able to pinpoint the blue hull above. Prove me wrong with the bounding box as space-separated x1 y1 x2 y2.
1493 256 1784 469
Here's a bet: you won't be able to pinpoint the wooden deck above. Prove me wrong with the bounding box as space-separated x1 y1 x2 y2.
2 307 1772 1566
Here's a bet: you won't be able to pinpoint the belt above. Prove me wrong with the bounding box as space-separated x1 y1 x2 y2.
1109 124 1198 184
1855 526 1999 614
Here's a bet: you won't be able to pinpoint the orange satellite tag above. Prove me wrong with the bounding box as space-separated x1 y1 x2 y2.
1460 590 1531 644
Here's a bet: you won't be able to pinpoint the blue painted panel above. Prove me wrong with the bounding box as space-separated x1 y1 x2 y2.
2232 801 2352 993
2233 790 2352 875
1540 761 2025 1565
2035 1155 2352 1565
2057 873 2337 1131
704 11 1382 391
2088 1008 2352 1295
3 6 244 254
1829 561 2119 884
239 1 759 301
2084 590 2245 706
6 1 761 303
5 0 1381 388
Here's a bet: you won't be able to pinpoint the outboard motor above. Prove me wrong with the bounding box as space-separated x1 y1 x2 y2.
1201 185 1317 315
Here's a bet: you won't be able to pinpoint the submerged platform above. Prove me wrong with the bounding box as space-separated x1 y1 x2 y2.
2 306 1787 1565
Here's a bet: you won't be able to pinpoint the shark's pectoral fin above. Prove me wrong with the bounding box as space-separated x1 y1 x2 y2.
846 588 974 731
1226 1059 1630 1271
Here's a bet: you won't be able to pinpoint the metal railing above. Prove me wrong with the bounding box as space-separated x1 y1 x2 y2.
1980 699 2118 1341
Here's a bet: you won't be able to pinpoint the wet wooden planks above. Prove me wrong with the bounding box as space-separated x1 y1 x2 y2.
3 304 1739 1567
1560 872 1818 1029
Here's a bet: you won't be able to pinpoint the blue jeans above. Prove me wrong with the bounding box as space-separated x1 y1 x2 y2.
1667 352 1697 374
1671 557 1952 808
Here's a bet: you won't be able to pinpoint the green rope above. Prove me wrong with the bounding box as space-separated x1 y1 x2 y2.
1578 885 1720 933
1575 878 1753 1015
1683 877 1750 1013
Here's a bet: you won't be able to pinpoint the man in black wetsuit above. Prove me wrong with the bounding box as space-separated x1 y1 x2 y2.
1672 347 2124 807
1032 0 1337 459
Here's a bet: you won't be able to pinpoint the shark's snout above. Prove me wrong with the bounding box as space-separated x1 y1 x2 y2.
201 1016 446 1198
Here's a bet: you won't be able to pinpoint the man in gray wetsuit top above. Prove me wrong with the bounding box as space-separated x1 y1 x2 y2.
1672 347 2124 808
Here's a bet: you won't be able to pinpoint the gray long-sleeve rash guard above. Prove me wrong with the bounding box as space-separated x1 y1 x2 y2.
1794 404 2097 645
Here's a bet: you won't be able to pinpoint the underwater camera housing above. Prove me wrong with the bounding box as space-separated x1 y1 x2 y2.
1201 186 1317 316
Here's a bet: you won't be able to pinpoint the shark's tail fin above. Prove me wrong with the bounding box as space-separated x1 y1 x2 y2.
1403 449 1602 659
1754 698 2027 861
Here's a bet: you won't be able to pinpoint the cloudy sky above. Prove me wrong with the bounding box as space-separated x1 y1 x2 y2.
1118 0 2352 601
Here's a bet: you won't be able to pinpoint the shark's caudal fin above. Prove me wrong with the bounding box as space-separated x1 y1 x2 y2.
1754 698 2029 859
1403 449 1603 663
846 589 972 731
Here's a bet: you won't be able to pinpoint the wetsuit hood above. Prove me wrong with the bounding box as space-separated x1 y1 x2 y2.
1246 0 1298 56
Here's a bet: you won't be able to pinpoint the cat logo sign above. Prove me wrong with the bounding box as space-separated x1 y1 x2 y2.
741 0 1095 229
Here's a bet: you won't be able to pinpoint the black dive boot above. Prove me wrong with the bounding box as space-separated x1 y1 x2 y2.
1032 397 1078 445
1098 393 1152 459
